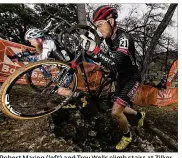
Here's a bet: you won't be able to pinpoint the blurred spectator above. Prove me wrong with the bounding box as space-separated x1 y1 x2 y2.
144 79 156 87
156 79 167 90
143 79 149 85
148 79 156 87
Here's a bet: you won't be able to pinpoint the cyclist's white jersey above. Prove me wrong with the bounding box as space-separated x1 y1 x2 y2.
37 39 70 61
37 39 56 60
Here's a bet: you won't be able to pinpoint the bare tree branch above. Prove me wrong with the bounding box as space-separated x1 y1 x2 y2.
42 4 72 27
141 4 178 79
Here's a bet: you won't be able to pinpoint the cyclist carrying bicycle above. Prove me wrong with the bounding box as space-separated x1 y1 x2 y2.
24 28 71 62
80 5 146 151
9 28 74 89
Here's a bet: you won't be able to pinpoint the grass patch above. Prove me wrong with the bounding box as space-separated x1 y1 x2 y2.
133 102 178 113
153 81 177 87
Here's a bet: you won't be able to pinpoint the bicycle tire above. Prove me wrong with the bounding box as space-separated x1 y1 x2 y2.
62 24 101 58
0 60 77 120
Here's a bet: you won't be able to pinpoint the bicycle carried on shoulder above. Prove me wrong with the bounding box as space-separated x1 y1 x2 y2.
0 25 116 120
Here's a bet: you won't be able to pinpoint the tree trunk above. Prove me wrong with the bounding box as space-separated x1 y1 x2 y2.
77 4 87 25
165 40 169 73
141 4 177 80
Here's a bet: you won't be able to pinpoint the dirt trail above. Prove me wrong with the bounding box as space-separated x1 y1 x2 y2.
0 103 178 152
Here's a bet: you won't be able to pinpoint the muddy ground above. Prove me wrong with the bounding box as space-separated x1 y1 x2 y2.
0 97 178 152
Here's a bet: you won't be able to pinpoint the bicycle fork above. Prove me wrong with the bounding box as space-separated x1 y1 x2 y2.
41 67 71 94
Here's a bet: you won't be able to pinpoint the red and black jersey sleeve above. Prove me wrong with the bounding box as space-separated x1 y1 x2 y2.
95 28 137 75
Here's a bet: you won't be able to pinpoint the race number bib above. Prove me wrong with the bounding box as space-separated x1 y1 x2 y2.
119 38 129 49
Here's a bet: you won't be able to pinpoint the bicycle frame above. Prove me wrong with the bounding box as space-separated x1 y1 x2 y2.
78 61 114 98
30 24 115 104
37 54 114 103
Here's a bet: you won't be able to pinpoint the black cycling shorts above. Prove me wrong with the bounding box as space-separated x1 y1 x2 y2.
114 72 141 107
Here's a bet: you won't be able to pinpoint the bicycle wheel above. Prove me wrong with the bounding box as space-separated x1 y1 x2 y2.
68 24 101 46
63 24 101 58
25 64 55 92
94 70 115 112
0 60 77 120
